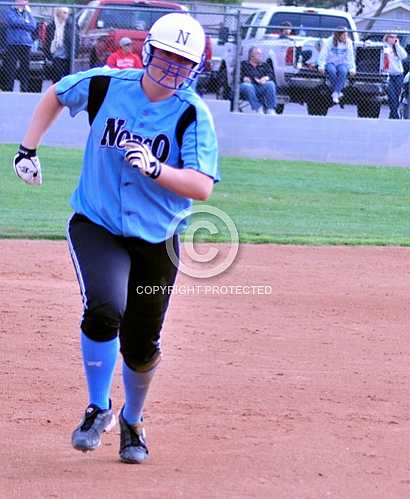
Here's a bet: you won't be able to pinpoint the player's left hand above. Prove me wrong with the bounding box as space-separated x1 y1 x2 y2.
13 144 43 186
122 140 162 179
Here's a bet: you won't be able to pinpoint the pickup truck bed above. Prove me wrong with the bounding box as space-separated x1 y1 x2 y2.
214 6 389 118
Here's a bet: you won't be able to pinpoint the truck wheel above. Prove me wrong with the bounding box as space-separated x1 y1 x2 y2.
216 65 231 101
90 48 100 68
357 100 381 119
27 78 43 93
275 104 285 114
267 59 277 84
307 99 329 116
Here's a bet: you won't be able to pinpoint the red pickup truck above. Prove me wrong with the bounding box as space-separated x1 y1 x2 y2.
76 0 212 74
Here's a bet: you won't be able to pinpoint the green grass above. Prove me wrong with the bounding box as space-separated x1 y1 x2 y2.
2 144 410 245
1 145 81 239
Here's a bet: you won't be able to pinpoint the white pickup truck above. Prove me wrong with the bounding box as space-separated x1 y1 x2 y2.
215 6 388 117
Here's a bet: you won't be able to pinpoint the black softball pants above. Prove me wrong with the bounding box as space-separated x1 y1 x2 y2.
67 213 179 371
3 44 31 92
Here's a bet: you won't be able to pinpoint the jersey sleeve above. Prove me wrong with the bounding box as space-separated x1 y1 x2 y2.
180 104 220 183
55 68 108 117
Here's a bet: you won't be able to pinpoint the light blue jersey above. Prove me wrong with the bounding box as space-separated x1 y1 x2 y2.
55 68 219 243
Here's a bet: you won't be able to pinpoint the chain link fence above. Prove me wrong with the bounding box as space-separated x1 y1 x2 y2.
1 1 410 119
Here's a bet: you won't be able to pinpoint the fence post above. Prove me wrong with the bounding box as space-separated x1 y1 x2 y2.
231 8 242 112
407 73 410 120
70 6 78 74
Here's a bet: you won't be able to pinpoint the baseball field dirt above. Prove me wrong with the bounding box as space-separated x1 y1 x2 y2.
1 240 410 499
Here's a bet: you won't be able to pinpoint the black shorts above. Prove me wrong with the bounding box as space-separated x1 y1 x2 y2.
67 213 179 366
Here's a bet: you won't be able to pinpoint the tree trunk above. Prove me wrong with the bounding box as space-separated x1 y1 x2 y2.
364 0 392 32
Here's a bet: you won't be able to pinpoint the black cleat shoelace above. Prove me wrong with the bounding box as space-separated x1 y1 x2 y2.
122 421 148 453
80 405 100 431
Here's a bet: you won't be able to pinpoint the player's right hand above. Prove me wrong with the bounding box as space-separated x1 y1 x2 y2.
13 145 42 186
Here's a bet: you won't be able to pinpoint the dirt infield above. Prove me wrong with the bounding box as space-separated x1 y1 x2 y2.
1 240 410 499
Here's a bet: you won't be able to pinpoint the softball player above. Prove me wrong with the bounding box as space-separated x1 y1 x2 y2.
13 13 219 464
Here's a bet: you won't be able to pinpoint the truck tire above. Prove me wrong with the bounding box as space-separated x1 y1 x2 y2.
90 47 98 68
266 59 276 84
27 78 43 93
90 46 106 68
275 104 285 114
306 98 329 116
216 64 231 101
357 99 381 119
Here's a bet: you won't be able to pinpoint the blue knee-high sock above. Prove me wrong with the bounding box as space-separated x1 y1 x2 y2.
122 361 157 425
80 331 119 410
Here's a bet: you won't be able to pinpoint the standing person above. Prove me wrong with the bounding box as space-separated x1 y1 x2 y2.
240 46 277 114
44 7 77 83
318 26 356 104
106 37 142 70
12 12 218 464
383 32 407 119
1 0 36 92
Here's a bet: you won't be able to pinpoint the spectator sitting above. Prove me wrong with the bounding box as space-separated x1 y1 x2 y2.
45 7 77 83
383 32 407 119
106 37 142 70
278 21 293 39
240 47 277 114
318 26 356 104
1 0 36 92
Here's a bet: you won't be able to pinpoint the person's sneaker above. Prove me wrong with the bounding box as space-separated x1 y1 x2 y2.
332 92 339 104
255 108 264 115
119 408 149 464
266 108 275 115
71 402 116 452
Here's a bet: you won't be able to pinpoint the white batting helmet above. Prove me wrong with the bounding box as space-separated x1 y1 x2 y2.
142 12 206 89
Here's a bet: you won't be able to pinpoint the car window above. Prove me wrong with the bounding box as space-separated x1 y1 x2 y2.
266 13 300 34
266 13 319 36
298 14 320 36
401 35 410 48
267 12 351 38
98 5 179 31
319 16 350 38
77 0 99 31
244 12 256 26
242 12 256 39
249 11 266 39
